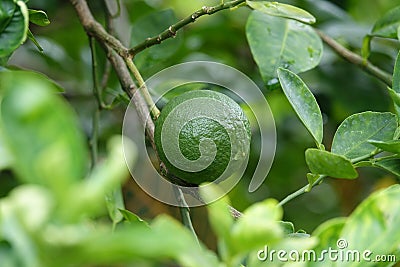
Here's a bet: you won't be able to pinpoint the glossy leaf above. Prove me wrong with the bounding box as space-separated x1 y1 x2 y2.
371 5 400 39
305 149 358 179
246 1 316 24
368 139 400 154
331 112 398 160
28 9 50 26
374 158 400 177
246 11 322 84
0 0 28 57
278 68 323 145
0 71 88 195
0 0 15 33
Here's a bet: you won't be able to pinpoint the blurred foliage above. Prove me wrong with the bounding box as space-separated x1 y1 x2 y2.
0 0 400 266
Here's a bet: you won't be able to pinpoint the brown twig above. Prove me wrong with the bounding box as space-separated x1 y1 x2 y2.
316 29 392 86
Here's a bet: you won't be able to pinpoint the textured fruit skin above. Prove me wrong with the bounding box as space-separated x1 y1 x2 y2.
154 90 251 185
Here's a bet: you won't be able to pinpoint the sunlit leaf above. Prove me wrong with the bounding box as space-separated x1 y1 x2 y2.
305 149 358 179
278 68 323 145
246 11 322 85
246 1 316 24
331 112 398 160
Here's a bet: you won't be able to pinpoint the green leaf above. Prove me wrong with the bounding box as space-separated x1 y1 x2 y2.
0 130 13 171
0 71 88 195
368 139 400 154
105 188 124 226
0 0 29 57
118 209 149 226
246 11 322 85
394 51 400 93
331 112 398 160
231 199 283 254
28 9 50 26
374 158 400 177
277 68 323 145
27 29 43 52
0 0 15 33
246 1 316 24
339 185 400 266
361 34 372 59
305 149 358 179
371 5 400 39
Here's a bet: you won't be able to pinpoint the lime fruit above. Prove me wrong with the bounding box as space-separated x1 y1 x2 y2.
154 90 251 185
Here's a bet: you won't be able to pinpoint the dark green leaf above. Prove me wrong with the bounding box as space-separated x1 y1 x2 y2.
28 9 50 26
246 1 316 24
371 6 400 39
374 158 400 177
0 0 15 33
305 149 358 179
278 68 323 145
0 71 88 194
368 140 400 154
0 129 13 171
331 112 398 160
0 0 28 57
246 11 322 84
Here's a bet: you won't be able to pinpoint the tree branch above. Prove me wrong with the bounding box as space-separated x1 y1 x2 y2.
316 29 392 87
128 0 246 57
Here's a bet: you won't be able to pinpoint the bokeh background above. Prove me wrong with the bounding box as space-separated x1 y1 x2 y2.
3 0 400 250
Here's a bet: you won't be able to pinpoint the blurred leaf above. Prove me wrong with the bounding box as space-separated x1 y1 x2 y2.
246 1 316 24
279 221 295 235
374 158 400 177
0 71 88 195
371 6 400 39
27 29 43 52
278 68 323 145
305 149 358 179
0 129 13 171
0 0 28 57
307 217 346 267
331 112 398 160
246 11 322 85
28 9 50 26
105 188 124 226
339 184 400 266
60 136 136 220
231 199 283 254
118 209 149 226
394 51 400 93
368 139 400 154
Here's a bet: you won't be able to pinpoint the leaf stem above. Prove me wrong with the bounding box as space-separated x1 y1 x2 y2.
316 29 392 86
125 57 160 119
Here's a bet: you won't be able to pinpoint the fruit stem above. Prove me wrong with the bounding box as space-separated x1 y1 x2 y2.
125 57 161 119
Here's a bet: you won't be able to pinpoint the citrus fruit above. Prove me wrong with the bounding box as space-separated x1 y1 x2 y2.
154 89 251 185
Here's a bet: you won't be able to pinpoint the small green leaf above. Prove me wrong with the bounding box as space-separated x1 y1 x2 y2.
278 68 323 145
28 9 50 26
27 28 43 52
279 221 295 235
331 112 398 160
368 139 400 154
105 188 124 226
246 1 316 24
371 5 400 39
0 0 29 57
118 209 149 226
246 11 323 84
306 172 320 191
305 149 358 179
374 158 400 177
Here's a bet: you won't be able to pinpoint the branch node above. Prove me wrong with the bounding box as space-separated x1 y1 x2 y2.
168 26 177 37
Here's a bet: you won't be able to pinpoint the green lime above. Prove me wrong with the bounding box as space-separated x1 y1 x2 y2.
154 89 251 185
